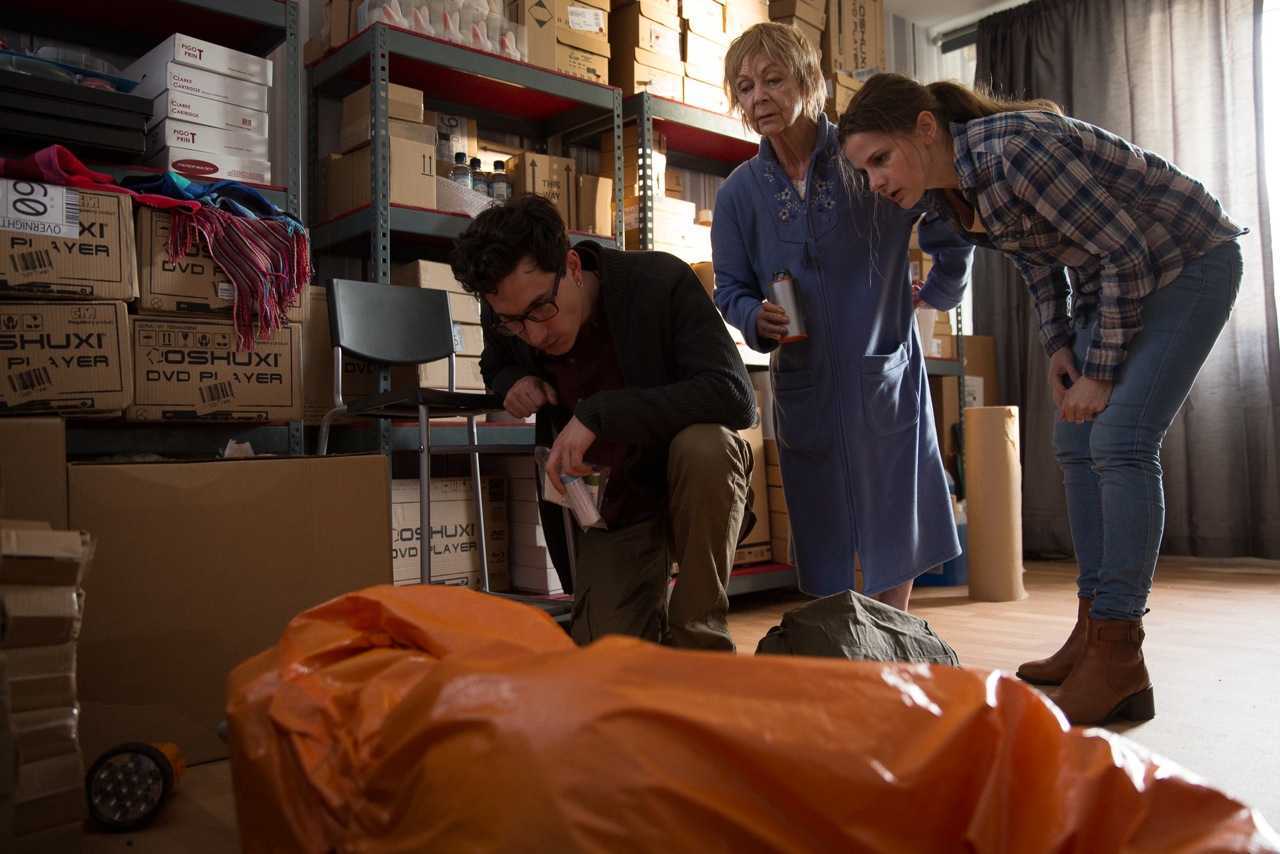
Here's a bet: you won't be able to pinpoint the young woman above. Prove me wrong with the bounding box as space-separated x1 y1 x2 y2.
839 73 1244 726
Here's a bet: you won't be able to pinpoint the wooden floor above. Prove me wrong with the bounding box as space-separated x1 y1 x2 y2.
84 559 1280 851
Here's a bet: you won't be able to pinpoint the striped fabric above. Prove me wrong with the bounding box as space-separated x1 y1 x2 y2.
942 111 1244 380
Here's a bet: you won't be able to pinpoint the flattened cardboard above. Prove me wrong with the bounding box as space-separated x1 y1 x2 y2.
70 453 392 764
0 184 138 301
0 302 132 415
0 419 67 527
127 317 302 422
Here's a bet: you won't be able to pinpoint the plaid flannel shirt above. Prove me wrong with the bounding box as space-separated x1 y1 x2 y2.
940 111 1244 380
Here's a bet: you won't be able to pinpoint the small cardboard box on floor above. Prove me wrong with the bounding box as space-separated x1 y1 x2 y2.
734 418 771 565
127 316 303 422
70 453 392 765
136 208 306 321
0 302 133 416
1 182 138 301
391 478 510 589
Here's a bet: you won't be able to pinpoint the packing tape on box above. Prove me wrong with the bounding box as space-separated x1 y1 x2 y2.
963 406 1027 602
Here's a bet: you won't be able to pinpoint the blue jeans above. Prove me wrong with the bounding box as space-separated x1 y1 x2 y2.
1053 241 1242 620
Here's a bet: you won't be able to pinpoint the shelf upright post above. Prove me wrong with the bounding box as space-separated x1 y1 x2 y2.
370 24 393 457
612 87 625 248
637 93 656 250
286 0 305 455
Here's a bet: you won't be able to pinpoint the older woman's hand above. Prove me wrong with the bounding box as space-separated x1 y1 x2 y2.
756 301 791 341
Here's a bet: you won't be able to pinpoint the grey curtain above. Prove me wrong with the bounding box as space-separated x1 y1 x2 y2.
972 0 1280 558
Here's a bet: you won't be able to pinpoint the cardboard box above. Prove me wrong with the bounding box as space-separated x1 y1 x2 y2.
0 419 67 527
127 59 269 112
391 477 509 585
596 146 668 196
391 259 463 291
0 183 138 301
127 317 302 422
683 75 730 111
348 138 438 211
849 0 883 71
738 419 770 546
13 752 85 835
612 0 681 30
149 90 268 136
733 542 772 565
611 4 683 58
683 30 729 85
509 152 577 228
302 286 378 423
556 42 611 84
135 208 305 322
725 0 769 36
611 59 683 99
127 32 273 86
557 0 612 39
774 16 822 51
683 0 728 41
510 560 563 595
6 645 76 714
339 117 438 157
420 355 486 391
769 0 824 28
578 175 614 236
0 302 132 415
600 124 668 154
146 118 269 159
11 706 79 765
613 44 685 76
338 83 426 151
0 587 79 649
0 528 91 588
70 453 392 764
963 334 1000 406
147 145 271 185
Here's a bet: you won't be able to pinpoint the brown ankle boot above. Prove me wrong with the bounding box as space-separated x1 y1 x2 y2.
1051 617 1155 726
1016 596 1092 686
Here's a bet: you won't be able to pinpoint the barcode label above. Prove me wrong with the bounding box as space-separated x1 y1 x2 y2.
8 248 54 282
194 380 234 414
5 366 53 402
0 179 80 238
215 281 235 300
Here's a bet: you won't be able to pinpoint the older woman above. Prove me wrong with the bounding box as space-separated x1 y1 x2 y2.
711 23 974 610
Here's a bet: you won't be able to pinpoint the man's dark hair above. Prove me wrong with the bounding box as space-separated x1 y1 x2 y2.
450 194 568 295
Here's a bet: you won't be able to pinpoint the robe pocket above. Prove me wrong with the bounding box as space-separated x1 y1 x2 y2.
772 368 823 453
860 346 919 436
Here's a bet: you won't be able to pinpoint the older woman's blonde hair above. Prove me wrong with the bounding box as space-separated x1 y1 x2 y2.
723 23 826 128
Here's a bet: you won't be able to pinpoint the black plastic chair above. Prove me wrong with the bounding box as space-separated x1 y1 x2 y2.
316 278 572 623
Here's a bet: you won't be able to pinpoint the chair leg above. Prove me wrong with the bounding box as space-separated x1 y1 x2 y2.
561 506 578 592
467 415 490 592
317 406 347 456
419 404 432 586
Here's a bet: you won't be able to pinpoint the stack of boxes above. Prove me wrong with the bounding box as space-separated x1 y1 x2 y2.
769 0 825 62
680 0 731 113
0 181 136 417
0 520 94 850
610 0 685 100
128 34 274 185
498 456 565 595
390 478 511 590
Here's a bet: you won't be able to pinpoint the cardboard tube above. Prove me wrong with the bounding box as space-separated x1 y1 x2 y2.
964 406 1027 602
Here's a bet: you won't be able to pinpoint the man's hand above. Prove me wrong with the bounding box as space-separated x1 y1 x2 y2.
1047 346 1081 412
504 376 558 419
911 280 924 308
1060 376 1113 423
755 301 791 341
546 416 597 495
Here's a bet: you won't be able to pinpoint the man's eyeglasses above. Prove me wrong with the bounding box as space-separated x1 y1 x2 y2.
489 269 563 337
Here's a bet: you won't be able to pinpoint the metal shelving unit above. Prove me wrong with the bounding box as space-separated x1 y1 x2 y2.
307 23 625 455
0 0 306 459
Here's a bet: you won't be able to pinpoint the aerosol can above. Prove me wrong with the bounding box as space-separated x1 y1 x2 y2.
771 269 808 343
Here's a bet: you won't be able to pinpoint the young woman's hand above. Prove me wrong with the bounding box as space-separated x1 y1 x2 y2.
1047 346 1081 412
1060 377 1113 423
756 301 791 341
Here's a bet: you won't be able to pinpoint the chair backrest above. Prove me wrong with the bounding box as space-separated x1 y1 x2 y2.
328 278 462 365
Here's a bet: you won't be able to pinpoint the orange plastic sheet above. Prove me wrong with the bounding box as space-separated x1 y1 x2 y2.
227 587 1279 853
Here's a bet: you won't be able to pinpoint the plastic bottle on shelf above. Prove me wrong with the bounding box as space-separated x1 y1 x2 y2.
470 158 490 196
491 160 512 202
449 152 472 190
